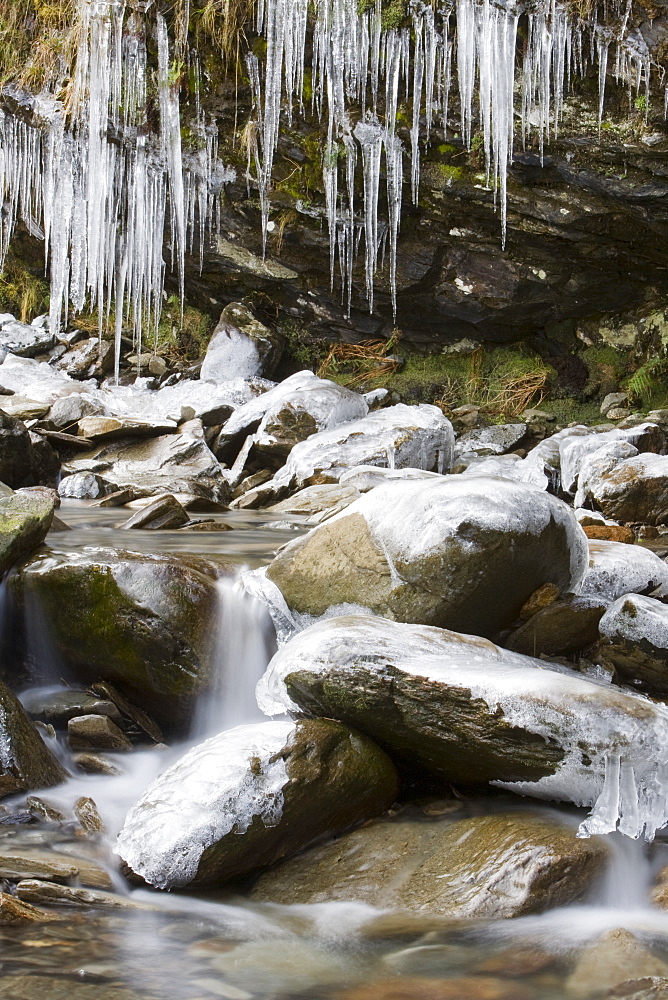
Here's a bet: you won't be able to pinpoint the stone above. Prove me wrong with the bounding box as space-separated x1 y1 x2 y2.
9 547 219 733
580 540 668 601
265 476 588 638
20 688 123 726
46 393 104 430
0 395 51 420
601 393 629 416
257 614 668 838
583 525 636 543
505 596 608 657
270 404 454 491
214 371 319 458
253 378 368 459
15 879 141 908
651 864 668 909
0 849 111 888
559 423 665 496
566 929 668 997
116 718 399 889
231 469 273 498
338 978 527 1000
607 980 668 1000
68 714 132 751
608 407 632 420
72 753 122 776
28 430 61 484
58 472 114 499
54 337 114 380
0 892 56 925
588 454 668 526
598 594 668 697
205 939 354 995
454 422 527 457
252 811 606 917
201 302 284 382
62 418 230 503
74 795 105 834
91 680 164 743
0 678 67 797
0 410 34 487
338 465 444 492
519 582 561 620
77 415 178 440
0 317 54 358
118 493 189 530
266 482 361 520
0 488 55 577
0 978 144 1000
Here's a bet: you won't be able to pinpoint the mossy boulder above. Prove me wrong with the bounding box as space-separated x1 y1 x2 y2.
266 476 588 637
8 547 220 732
0 678 67 797
252 811 607 918
116 718 399 889
0 489 54 577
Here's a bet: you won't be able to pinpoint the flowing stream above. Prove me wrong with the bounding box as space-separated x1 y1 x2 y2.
2 503 668 1000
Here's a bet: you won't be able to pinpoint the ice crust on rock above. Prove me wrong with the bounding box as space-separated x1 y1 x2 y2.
216 371 319 447
599 594 668 652
580 540 668 601
257 614 668 841
338 465 444 492
559 423 664 495
115 721 294 889
272 404 454 488
574 440 640 509
254 380 368 454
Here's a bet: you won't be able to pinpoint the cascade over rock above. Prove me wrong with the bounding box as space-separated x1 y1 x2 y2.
116 718 399 889
7 548 222 732
257 614 668 840
265 475 587 636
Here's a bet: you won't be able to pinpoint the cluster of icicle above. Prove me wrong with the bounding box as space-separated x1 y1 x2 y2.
246 0 654 319
0 0 230 378
0 0 657 365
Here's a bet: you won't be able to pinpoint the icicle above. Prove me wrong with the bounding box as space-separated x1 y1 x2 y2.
354 118 384 313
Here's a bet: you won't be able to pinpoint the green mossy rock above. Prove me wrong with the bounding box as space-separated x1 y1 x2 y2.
8 548 220 733
0 678 67 797
252 811 607 918
0 489 54 578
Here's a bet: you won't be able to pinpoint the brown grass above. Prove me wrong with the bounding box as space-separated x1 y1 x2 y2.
318 331 403 387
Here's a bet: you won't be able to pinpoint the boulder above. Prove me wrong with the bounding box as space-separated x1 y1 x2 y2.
8 548 220 732
21 688 122 726
118 494 189 530
0 679 67 797
257 614 668 838
270 404 454 491
253 378 368 459
0 489 54 577
598 594 668 697
0 396 50 421
68 714 132 751
505 596 608 657
573 440 639 509
54 338 114 381
338 465 444 491
601 393 630 417
565 929 668 997
58 472 114 499
46 394 105 430
252 811 607 917
115 718 398 889
77 416 178 441
0 411 34 488
454 423 527 458
265 476 588 637
61 419 230 503
580 541 668 601
587 454 668 526
558 423 665 495
0 317 54 358
200 302 284 382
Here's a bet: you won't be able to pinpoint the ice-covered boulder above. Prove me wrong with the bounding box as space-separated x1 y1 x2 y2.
338 465 444 492
598 594 668 697
257 614 668 839
8 547 221 732
559 423 665 495
573 440 639 509
586 453 668 525
0 354 97 402
269 404 454 492
200 303 284 382
265 475 588 637
214 371 318 459
454 422 527 458
0 316 54 358
580 541 668 601
115 718 398 889
253 379 368 459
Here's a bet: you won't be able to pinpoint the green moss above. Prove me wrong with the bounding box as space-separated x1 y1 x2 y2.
535 398 604 426
435 164 464 183
437 143 458 155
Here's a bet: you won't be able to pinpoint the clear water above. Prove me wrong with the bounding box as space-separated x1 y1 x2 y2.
3 504 668 1000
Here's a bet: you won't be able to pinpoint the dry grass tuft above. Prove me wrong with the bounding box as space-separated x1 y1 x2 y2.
318 331 403 387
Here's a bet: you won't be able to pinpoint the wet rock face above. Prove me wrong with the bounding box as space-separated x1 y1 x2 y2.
252 811 607 918
8 547 220 733
267 476 588 637
0 678 67 797
0 489 54 577
0 411 35 488
200 302 284 382
116 718 399 889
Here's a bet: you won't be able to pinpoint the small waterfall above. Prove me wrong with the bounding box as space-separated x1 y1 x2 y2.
599 832 654 911
193 576 278 739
